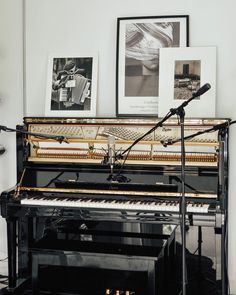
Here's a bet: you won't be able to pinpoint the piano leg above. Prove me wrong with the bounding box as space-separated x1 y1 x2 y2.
6 217 17 288
32 253 39 295
147 260 156 295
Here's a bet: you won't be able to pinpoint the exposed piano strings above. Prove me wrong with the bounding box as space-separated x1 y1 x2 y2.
27 119 220 166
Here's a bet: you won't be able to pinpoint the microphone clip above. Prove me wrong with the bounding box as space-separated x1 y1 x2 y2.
101 155 109 165
161 139 173 147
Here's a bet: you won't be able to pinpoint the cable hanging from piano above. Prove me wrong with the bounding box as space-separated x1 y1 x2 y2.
43 171 65 187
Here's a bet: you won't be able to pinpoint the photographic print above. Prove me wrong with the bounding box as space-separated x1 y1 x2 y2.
174 60 201 100
116 15 189 116
159 47 216 117
45 53 98 117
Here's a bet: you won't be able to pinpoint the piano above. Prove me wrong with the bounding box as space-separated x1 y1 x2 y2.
0 117 229 295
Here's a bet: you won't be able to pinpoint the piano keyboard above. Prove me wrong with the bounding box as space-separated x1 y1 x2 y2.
20 196 211 214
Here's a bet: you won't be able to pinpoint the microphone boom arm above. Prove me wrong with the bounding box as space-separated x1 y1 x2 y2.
162 120 234 147
120 83 211 157
0 125 68 143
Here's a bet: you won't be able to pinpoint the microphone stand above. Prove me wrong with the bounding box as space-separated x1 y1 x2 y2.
174 106 187 295
116 84 211 295
162 119 234 295
0 125 68 143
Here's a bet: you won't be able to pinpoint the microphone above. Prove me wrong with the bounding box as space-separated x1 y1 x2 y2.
194 83 211 97
55 136 69 144
160 139 173 147
108 135 115 167
106 135 116 180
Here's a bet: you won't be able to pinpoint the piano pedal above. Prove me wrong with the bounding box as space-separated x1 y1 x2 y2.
105 290 135 295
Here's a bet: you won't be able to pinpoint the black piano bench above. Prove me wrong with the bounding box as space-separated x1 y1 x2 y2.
31 247 166 295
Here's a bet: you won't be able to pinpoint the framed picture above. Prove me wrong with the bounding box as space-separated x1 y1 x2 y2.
45 53 98 117
116 15 189 117
159 47 216 117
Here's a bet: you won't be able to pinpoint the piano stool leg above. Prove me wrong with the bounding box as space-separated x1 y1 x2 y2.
31 252 68 295
147 261 156 295
32 253 39 295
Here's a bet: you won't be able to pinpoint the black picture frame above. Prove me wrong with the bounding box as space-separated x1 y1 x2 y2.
116 15 189 117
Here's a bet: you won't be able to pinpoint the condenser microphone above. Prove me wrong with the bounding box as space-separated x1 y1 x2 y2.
107 135 116 179
160 139 173 147
108 135 115 166
194 83 211 97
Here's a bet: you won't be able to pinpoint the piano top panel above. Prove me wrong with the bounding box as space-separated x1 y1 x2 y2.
23 117 230 126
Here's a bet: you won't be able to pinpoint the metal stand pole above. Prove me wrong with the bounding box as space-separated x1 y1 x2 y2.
178 108 187 295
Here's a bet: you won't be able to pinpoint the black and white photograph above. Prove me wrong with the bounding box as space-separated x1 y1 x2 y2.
158 47 216 117
174 60 201 100
116 15 189 116
45 54 98 117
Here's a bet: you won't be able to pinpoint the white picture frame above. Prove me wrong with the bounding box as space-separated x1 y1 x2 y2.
159 47 216 117
45 53 98 117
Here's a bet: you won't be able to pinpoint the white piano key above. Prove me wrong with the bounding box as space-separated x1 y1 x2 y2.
20 197 210 214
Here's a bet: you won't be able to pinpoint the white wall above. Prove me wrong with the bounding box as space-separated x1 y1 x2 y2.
0 0 24 256
1 0 236 292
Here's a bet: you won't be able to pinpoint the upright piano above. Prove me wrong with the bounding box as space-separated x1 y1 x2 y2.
0 117 229 295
